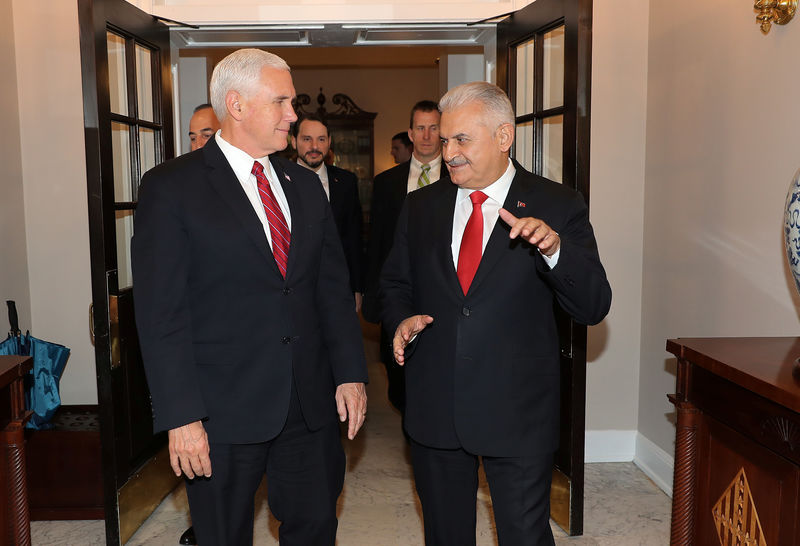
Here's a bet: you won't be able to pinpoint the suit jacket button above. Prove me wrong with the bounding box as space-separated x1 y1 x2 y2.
282 288 292 295
281 336 291 344
462 306 471 317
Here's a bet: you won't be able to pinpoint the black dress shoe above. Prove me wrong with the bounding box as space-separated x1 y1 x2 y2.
179 526 197 545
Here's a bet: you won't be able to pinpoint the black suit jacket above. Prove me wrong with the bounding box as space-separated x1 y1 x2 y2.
380 162 611 457
363 161 410 322
326 164 364 293
132 137 368 444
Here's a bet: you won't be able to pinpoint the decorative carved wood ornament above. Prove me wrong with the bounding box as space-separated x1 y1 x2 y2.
294 88 377 121
712 468 767 546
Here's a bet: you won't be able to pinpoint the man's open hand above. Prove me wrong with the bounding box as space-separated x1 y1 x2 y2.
168 420 211 479
392 314 434 365
335 382 367 440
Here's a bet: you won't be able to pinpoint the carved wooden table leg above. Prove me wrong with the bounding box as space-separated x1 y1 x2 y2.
4 422 31 546
668 395 700 546
2 362 32 546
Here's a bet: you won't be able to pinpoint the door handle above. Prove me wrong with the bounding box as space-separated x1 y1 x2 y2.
109 295 121 369
89 298 121 368
89 303 95 344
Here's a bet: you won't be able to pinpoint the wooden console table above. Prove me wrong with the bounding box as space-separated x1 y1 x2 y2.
666 337 800 546
0 355 33 546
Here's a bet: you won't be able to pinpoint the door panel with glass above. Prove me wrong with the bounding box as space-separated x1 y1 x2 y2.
79 0 177 542
498 0 593 536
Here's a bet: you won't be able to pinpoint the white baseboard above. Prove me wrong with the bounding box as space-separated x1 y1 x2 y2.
584 430 636 462
633 432 674 497
583 430 674 497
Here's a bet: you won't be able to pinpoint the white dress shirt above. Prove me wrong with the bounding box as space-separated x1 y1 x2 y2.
215 130 292 251
450 159 560 269
298 160 330 200
407 154 442 194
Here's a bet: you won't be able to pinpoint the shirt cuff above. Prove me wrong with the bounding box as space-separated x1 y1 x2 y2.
541 247 560 269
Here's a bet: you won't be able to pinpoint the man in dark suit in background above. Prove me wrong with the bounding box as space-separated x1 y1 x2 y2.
132 48 368 546
381 82 611 545
390 131 413 164
363 100 442 413
291 114 364 311
188 103 220 152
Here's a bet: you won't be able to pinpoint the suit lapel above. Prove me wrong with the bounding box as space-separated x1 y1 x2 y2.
327 166 342 210
202 138 279 274
430 181 462 298
271 156 302 281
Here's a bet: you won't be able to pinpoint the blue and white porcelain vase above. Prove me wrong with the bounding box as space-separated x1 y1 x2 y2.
784 168 800 298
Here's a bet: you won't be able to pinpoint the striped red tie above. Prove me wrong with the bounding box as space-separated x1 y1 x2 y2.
252 161 291 278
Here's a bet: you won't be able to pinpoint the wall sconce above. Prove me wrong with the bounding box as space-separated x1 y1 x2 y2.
755 0 797 34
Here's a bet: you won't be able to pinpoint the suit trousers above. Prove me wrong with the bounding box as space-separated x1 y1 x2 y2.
185 379 345 546
410 439 556 546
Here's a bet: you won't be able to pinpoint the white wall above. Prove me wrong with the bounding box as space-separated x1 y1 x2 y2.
12 0 96 404
446 54 485 89
178 56 211 155
638 0 800 461
587 0 649 438
0 1 31 334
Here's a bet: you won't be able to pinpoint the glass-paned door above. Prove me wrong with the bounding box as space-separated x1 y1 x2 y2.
512 25 565 183
79 0 176 543
498 0 593 536
107 30 163 291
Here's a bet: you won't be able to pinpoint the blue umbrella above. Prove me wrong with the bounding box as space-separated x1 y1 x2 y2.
0 300 70 429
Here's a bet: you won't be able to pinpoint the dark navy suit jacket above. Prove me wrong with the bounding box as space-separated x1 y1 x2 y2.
363 160 410 322
380 161 611 456
326 164 363 293
132 136 368 444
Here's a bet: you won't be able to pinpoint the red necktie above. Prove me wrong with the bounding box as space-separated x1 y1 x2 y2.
457 191 489 295
252 161 291 278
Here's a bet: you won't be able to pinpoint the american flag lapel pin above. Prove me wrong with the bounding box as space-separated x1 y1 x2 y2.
516 200 526 208
284 174 291 182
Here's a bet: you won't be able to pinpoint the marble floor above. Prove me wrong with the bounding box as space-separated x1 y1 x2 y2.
31 322 671 545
